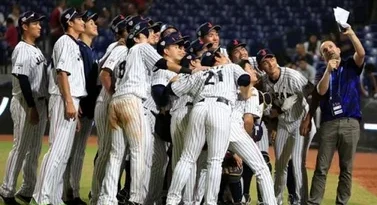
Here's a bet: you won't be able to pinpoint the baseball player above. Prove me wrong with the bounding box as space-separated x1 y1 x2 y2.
31 8 87 205
257 48 315 205
226 39 272 203
196 22 228 57
187 39 213 57
90 15 129 205
193 54 277 205
102 20 192 205
165 50 252 205
62 11 99 205
143 20 172 205
0 11 47 205
151 35 201 204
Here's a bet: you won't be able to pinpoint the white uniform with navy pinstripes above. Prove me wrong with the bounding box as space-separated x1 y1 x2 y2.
143 79 170 204
0 41 48 199
248 56 270 152
90 43 127 205
166 64 248 205
261 67 309 205
101 42 162 204
228 88 276 204
151 69 200 204
33 34 87 205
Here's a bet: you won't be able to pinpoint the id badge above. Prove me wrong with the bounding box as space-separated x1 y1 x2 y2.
330 96 343 116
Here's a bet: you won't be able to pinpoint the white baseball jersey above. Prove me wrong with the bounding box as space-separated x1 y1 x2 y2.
49 35 87 97
113 43 162 99
152 70 193 111
172 63 248 104
11 41 48 98
261 67 308 129
232 87 261 124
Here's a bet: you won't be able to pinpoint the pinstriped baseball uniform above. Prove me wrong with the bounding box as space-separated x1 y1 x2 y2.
33 34 87 205
92 44 129 205
102 42 162 204
62 39 99 201
151 69 199 204
261 67 309 205
90 40 121 205
248 56 270 152
144 87 169 205
166 64 249 205
227 87 276 204
0 41 48 198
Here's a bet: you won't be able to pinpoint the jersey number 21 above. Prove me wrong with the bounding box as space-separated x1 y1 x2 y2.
204 70 223 85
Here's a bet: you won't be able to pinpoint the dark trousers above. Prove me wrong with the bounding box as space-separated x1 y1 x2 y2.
308 118 360 205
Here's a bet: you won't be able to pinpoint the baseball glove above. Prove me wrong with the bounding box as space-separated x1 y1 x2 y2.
153 111 172 142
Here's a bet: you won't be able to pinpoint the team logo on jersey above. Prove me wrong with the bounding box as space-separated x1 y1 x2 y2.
36 56 45 65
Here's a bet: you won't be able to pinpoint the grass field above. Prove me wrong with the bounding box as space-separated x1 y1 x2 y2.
0 141 376 205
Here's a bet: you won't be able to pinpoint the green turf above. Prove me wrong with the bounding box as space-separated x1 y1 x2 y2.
0 141 376 205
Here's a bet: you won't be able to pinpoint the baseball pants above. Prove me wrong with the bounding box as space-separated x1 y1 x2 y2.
0 96 47 198
166 99 231 205
98 95 152 205
274 120 313 205
90 100 111 205
170 105 200 204
63 117 93 200
32 95 80 205
145 109 169 205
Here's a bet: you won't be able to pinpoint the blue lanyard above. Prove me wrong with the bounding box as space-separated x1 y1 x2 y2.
329 67 343 100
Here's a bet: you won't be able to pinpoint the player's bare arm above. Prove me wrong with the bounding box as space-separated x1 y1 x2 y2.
57 71 76 120
243 113 254 136
99 68 114 95
343 27 365 67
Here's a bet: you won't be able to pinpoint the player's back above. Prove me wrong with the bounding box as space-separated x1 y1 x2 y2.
113 43 160 100
193 63 246 105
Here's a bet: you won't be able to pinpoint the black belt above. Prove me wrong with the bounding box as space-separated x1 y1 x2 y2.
198 97 229 105
185 102 193 106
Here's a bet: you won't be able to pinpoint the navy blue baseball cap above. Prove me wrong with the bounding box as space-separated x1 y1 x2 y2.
60 8 87 30
157 32 190 55
180 53 200 68
256 48 275 66
110 15 127 33
160 24 179 37
187 39 213 55
125 15 149 33
82 11 98 22
200 48 220 66
18 11 45 27
126 21 150 48
196 22 221 38
226 39 247 56
148 19 162 33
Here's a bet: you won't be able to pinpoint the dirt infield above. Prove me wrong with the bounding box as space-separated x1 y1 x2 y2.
1 135 376 195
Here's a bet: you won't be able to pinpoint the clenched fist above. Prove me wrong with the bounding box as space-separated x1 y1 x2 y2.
326 59 340 73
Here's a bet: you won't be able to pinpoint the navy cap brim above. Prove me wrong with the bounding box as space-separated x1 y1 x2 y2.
72 10 88 20
259 54 275 64
84 13 98 22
